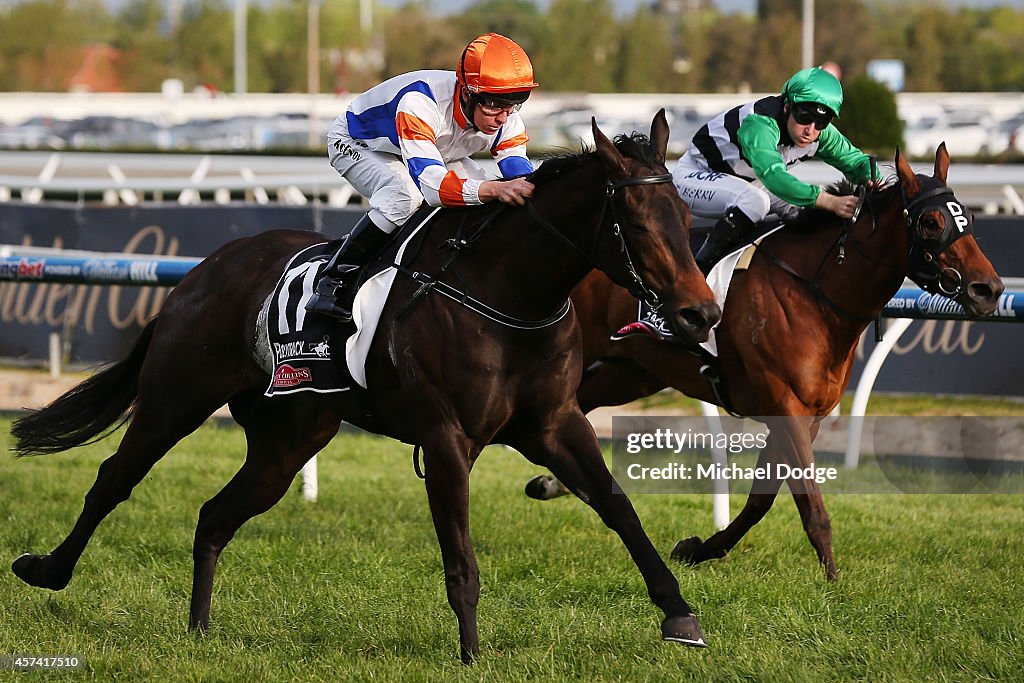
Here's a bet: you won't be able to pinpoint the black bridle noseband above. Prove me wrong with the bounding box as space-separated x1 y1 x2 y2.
526 172 675 312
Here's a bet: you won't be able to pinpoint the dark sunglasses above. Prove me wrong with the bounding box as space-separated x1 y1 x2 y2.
791 105 833 131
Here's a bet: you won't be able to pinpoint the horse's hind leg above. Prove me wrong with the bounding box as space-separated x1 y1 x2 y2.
189 393 341 633
515 410 706 647
12 387 231 591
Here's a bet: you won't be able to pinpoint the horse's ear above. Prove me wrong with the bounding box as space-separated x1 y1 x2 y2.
650 109 669 166
895 146 920 197
593 117 627 178
934 142 950 184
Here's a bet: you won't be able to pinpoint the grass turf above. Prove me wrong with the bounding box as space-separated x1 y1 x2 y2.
1 419 1022 681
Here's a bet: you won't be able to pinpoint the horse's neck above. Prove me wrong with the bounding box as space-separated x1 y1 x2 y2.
467 178 605 318
798 201 909 326
850 201 912 309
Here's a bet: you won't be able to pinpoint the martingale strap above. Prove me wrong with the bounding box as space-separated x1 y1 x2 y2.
393 263 572 330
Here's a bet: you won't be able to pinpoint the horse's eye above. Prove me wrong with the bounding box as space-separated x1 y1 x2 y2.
920 216 941 232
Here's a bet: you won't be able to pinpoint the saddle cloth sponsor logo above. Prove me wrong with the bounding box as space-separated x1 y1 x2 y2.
272 363 313 388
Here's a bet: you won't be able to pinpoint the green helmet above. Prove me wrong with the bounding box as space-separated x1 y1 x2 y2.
781 67 843 118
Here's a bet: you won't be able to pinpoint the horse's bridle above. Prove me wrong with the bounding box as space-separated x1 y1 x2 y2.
525 171 675 312
392 171 674 330
759 176 975 324
902 184 973 296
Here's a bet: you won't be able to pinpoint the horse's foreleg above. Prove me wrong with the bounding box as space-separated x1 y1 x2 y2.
787 479 837 581
517 410 706 647
784 421 837 581
12 399 221 592
670 433 784 566
189 396 340 632
420 428 480 664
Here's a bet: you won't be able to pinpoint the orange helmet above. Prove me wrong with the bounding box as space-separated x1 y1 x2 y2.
457 33 538 104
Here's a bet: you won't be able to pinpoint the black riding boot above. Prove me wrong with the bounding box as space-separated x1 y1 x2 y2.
305 214 392 321
695 208 759 276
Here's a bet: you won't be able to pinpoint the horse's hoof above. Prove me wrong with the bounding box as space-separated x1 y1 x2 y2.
11 553 71 591
670 537 705 565
661 614 707 647
524 475 570 501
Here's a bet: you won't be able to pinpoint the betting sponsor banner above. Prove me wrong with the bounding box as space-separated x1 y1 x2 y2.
0 203 360 363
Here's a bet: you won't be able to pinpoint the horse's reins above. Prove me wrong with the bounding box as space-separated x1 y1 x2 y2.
392 207 571 329
395 171 675 330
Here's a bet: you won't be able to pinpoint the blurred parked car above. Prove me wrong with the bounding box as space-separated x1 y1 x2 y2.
62 116 169 150
663 106 705 156
0 116 67 150
904 111 1010 159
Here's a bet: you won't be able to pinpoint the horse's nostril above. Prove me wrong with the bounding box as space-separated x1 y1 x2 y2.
677 303 721 331
969 281 998 304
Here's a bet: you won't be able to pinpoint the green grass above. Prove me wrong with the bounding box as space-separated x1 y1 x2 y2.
632 390 1024 417
1 419 1022 681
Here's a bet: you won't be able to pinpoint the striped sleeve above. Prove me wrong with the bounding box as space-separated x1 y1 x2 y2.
492 114 533 178
396 91 481 207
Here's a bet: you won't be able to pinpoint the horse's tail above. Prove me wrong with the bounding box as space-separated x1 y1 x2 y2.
12 318 158 457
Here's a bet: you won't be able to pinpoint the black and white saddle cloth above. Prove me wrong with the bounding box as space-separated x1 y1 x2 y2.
261 207 440 397
262 242 357 397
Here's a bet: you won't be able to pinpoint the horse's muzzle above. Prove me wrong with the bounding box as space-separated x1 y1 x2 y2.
670 302 722 344
961 277 1004 317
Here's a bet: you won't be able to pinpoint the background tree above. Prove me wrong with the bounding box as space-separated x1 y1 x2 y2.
458 0 542 54
813 0 877 79
615 6 677 93
0 0 113 91
175 0 234 92
380 4 465 78
835 75 903 155
695 13 756 93
113 0 173 91
535 0 618 92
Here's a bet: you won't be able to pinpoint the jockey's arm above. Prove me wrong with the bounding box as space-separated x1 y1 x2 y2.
815 127 878 184
482 115 535 206
738 114 822 208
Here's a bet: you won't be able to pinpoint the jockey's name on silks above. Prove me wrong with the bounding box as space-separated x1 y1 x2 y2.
330 70 533 208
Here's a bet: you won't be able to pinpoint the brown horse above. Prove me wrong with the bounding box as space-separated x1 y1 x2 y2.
545 145 1003 581
9 112 721 662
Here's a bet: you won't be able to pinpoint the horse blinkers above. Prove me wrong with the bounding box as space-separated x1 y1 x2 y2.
904 185 973 297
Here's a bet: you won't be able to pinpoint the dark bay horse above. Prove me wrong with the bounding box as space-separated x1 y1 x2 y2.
9 112 721 661
547 145 1003 580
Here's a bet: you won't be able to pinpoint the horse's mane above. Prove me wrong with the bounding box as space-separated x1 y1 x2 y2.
785 170 900 234
529 132 658 187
